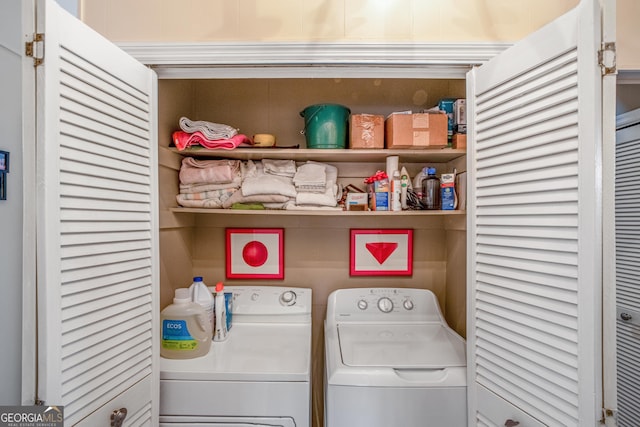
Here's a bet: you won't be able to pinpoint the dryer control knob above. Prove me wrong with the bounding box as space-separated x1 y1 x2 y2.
403 299 414 310
357 300 368 310
280 290 297 306
377 297 394 313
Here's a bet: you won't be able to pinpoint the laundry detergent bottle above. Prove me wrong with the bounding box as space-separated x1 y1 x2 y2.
189 276 215 338
161 288 212 359
213 282 229 342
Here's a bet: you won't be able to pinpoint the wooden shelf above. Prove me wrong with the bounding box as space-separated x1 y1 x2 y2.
166 147 466 163
169 207 466 216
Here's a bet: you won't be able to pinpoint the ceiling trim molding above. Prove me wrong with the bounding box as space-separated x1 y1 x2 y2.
117 42 512 79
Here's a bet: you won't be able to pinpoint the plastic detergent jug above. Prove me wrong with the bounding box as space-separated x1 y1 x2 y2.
421 167 441 210
161 288 212 359
214 282 229 342
189 276 215 338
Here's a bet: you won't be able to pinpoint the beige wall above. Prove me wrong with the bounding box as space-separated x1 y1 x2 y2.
617 0 640 70
80 0 639 70
80 0 578 43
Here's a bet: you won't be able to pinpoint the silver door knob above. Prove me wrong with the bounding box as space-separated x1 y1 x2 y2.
110 408 127 427
620 312 632 321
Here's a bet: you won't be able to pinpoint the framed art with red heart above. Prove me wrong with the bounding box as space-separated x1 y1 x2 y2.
349 229 413 276
226 228 284 279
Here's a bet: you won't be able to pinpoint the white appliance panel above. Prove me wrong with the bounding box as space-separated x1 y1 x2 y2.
338 323 465 368
161 286 311 427
161 323 311 381
325 288 467 427
160 415 294 427
325 385 466 427
161 380 310 421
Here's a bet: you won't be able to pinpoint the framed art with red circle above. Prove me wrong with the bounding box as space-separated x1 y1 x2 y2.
226 228 284 279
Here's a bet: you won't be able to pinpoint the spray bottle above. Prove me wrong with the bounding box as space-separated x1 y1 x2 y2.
214 282 229 342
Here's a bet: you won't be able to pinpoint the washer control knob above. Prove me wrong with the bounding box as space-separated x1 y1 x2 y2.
280 290 297 306
377 297 394 313
357 300 368 310
403 299 414 310
251 292 260 301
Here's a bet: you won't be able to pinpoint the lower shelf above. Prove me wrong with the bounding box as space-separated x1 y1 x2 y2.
169 207 466 216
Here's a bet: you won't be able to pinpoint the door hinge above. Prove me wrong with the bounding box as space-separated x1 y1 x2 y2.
598 42 616 76
25 33 45 67
602 408 617 426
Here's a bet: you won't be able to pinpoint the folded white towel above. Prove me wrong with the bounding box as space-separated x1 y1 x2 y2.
295 181 338 207
242 163 297 198
306 161 338 183
293 163 326 187
263 159 297 177
179 116 238 140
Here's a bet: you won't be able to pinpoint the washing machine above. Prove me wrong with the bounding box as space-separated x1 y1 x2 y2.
160 286 312 427
324 288 466 427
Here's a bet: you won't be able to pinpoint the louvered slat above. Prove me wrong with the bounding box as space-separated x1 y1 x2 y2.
615 121 640 427
56 42 154 425
472 47 582 426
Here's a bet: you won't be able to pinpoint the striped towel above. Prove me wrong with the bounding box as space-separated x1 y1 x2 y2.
179 116 238 140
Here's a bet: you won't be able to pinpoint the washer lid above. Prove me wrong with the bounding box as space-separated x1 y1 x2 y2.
161 323 310 381
338 323 466 368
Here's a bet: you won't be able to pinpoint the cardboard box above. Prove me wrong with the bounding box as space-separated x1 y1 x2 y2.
367 179 389 211
452 133 467 150
350 114 384 149
346 192 368 210
438 98 456 142
441 173 456 210
385 112 448 149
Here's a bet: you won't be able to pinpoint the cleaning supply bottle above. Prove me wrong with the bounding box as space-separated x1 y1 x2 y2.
214 282 229 342
400 168 410 210
421 167 441 210
189 276 215 338
161 288 212 359
391 170 402 211
413 167 428 201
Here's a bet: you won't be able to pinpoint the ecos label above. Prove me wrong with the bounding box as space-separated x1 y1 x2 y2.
162 319 199 350
163 319 193 338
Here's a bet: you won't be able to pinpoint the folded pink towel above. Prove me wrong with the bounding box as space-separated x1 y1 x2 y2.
173 130 251 151
179 157 241 185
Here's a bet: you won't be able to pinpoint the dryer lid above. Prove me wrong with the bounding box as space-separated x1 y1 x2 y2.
338 323 466 368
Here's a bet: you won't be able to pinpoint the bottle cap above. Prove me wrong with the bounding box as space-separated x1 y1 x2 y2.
427 167 437 175
193 276 203 282
215 282 224 292
174 288 191 303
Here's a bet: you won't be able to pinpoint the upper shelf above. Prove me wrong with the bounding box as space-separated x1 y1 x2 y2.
166 147 466 163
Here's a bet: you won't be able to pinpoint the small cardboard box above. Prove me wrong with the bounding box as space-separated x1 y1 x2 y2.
452 133 467 150
385 112 448 149
440 173 456 210
346 192 368 210
438 98 456 142
367 179 389 211
350 114 384 149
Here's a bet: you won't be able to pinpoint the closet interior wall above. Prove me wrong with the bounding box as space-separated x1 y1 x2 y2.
157 76 467 426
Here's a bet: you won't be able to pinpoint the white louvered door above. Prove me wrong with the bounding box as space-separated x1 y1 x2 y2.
34 0 158 425
466 0 613 425
615 110 640 427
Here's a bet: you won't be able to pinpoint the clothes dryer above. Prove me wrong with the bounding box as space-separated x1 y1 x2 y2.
161 286 311 427
324 288 466 427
